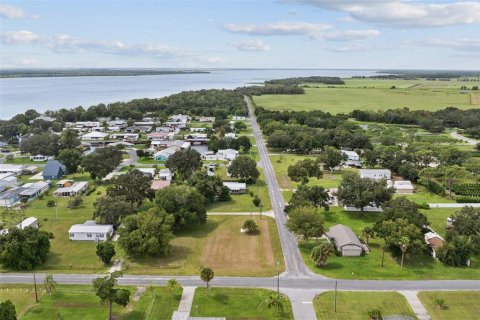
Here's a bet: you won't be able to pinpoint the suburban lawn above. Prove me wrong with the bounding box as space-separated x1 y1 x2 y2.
5 157 46 165
208 166 272 212
314 291 417 320
299 207 480 279
190 287 293 320
253 78 480 114
422 207 458 237
417 291 480 320
120 215 284 276
0 284 181 320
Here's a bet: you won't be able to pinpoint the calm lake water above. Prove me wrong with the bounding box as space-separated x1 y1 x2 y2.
0 69 379 119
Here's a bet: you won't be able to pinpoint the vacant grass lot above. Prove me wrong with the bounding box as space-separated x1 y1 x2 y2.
190 287 293 320
253 79 480 114
300 207 480 279
121 216 284 276
417 291 480 320
314 291 416 320
0 284 181 320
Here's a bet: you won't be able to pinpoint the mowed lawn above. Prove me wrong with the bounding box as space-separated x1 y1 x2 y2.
300 207 480 280
253 78 480 114
0 284 181 320
121 215 284 277
190 287 293 320
314 291 416 320
417 291 480 320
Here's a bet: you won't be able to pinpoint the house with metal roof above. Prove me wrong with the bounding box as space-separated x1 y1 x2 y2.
223 182 247 194
359 169 391 180
42 160 67 180
0 164 26 176
68 220 113 241
54 181 88 197
326 224 363 256
154 146 181 161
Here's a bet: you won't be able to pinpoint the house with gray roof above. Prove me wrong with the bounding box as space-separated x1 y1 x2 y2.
42 160 67 180
326 224 363 256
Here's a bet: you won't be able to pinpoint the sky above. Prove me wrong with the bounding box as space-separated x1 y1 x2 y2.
0 0 479 70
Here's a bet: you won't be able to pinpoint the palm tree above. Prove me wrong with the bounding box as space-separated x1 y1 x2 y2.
399 236 409 270
44 274 57 296
259 294 284 316
361 227 375 246
167 278 181 292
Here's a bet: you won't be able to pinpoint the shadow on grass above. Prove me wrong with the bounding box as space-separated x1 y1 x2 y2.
175 219 220 239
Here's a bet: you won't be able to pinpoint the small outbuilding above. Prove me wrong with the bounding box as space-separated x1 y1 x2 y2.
42 160 67 180
326 224 363 257
223 182 247 194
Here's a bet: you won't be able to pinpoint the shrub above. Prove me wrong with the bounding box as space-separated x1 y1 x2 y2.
452 183 480 197
242 219 258 234
86 187 97 196
67 196 83 209
47 200 56 207
368 309 382 320
434 298 448 310
96 191 101 195
456 196 480 203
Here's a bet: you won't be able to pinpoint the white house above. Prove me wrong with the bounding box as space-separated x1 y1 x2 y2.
223 182 247 194
147 132 174 141
196 116 215 122
68 220 113 242
53 181 89 197
138 168 156 179
111 133 139 141
217 149 239 161
224 132 236 139
16 217 39 229
425 231 445 258
76 121 100 128
202 151 220 161
190 127 207 132
393 181 414 194
29 155 54 162
0 173 17 188
359 169 391 181
341 150 362 167
232 116 246 121
81 132 109 141
0 164 26 176
159 168 173 181
154 146 181 161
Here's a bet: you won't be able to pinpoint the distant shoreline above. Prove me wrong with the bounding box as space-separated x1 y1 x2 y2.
0 69 210 78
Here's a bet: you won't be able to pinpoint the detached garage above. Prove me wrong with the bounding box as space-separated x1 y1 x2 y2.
326 224 363 257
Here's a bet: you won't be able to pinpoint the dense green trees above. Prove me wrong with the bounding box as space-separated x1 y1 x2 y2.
337 173 392 213
437 235 472 266
92 272 130 320
310 242 334 267
20 133 59 156
57 148 82 173
0 300 16 320
286 185 330 212
227 156 259 183
377 197 428 229
448 206 480 255
96 241 116 264
287 158 322 184
0 227 50 270
318 146 347 173
200 267 214 288
107 169 152 207
93 196 135 225
119 208 174 256
186 171 231 203
166 149 202 179
285 207 325 240
155 185 207 229
82 147 123 180
58 129 81 150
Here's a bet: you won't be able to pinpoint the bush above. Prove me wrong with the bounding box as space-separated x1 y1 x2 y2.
249 191 254 197
47 200 56 207
456 196 480 203
67 196 83 209
242 219 258 234
96 191 101 195
86 187 97 196
452 183 480 197
416 202 430 210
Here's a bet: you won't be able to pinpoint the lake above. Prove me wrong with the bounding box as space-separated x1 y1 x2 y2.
0 69 379 119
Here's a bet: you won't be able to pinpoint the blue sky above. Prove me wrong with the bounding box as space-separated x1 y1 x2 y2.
0 0 479 69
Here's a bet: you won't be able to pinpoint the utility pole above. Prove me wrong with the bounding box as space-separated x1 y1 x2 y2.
334 280 337 312
33 272 38 303
276 261 280 294
55 201 58 221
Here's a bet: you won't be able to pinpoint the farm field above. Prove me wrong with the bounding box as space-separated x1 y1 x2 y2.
299 207 480 280
120 215 284 276
417 291 480 320
0 284 181 320
190 287 293 320
314 291 416 320
253 78 480 114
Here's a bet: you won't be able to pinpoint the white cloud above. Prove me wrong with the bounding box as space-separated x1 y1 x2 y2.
288 0 480 28
0 4 38 19
231 39 271 51
223 21 331 36
424 38 480 52
223 21 379 41
0 30 225 65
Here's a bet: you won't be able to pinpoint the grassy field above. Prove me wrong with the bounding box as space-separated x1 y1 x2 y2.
417 291 480 320
121 215 284 276
314 291 416 320
253 78 480 114
5 157 46 165
0 284 181 320
190 287 293 319
299 207 480 279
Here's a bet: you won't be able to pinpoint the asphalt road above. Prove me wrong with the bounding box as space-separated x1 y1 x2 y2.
450 130 479 145
246 96 311 278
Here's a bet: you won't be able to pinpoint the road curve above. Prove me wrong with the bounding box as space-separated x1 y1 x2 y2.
450 131 479 145
246 96 312 278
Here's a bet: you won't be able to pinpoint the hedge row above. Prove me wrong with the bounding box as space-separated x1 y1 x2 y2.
452 183 480 197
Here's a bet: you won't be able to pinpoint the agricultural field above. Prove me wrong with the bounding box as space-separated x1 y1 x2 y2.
0 284 181 320
253 78 480 114
314 291 416 320
190 287 293 320
299 207 480 280
120 215 284 277
417 291 480 320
